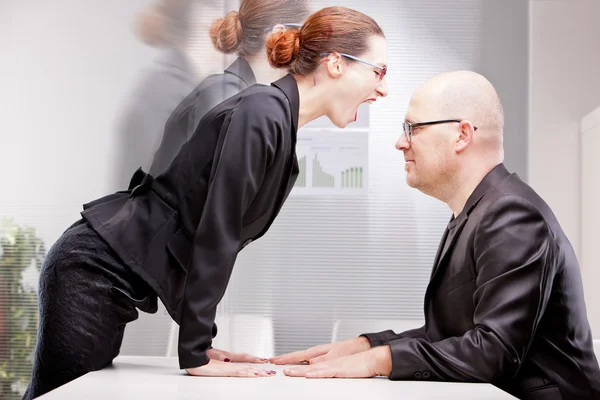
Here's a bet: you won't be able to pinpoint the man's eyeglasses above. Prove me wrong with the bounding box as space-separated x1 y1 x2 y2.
320 53 387 81
402 119 478 142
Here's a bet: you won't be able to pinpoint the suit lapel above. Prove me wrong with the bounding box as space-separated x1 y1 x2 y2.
429 216 453 279
424 216 469 312
423 163 512 310
432 217 468 279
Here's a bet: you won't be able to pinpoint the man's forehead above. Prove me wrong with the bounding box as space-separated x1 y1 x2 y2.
405 99 423 122
406 90 439 121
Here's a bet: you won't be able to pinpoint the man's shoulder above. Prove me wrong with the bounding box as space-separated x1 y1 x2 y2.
475 174 563 236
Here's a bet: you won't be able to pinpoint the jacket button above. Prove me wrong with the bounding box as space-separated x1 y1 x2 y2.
414 372 422 379
423 371 430 379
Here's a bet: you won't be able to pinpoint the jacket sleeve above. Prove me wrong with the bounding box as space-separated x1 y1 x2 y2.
360 325 427 347
176 94 286 369
387 195 555 382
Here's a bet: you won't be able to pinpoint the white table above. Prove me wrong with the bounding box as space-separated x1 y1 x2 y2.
38 356 517 399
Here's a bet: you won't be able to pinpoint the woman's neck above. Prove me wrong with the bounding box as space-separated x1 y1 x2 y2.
293 74 329 129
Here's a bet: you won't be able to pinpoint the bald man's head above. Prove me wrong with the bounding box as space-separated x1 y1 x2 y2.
397 70 505 201
416 70 504 134
406 70 505 160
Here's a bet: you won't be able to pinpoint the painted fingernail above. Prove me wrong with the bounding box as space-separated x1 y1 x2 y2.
224 358 231 362
254 372 260 376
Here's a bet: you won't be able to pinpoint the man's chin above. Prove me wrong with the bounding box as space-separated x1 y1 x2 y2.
405 175 418 189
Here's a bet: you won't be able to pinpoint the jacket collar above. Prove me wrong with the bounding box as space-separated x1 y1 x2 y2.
271 74 300 134
447 163 511 229
224 57 256 87
425 163 513 296
465 163 511 214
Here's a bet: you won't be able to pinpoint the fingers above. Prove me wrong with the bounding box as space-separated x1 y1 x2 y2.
305 367 337 379
239 367 276 378
235 353 269 364
309 354 329 364
270 344 330 365
207 348 268 363
186 360 276 378
283 366 312 377
284 364 333 378
269 350 307 365
269 349 302 365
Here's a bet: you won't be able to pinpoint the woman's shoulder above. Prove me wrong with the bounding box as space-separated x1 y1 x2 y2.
241 83 290 104
235 84 292 121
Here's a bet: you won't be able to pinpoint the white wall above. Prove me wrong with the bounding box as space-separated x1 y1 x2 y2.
581 106 600 338
529 0 600 339
0 0 155 246
529 0 600 260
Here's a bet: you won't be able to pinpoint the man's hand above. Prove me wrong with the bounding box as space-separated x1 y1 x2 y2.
269 337 372 365
282 346 392 378
185 359 276 377
206 348 268 363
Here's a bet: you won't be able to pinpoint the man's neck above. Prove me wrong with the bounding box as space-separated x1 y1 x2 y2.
443 162 497 217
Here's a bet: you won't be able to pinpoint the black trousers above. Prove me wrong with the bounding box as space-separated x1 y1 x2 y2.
23 220 157 400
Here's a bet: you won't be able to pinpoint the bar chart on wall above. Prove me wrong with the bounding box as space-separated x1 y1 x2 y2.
292 130 368 196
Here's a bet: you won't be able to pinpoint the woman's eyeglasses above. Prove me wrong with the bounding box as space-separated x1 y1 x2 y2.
320 53 387 81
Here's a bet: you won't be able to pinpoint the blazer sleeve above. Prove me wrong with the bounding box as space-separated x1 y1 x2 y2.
360 325 427 347
387 195 555 382
176 94 286 370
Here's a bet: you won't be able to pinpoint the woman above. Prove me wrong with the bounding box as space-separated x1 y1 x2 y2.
24 5 388 399
149 0 311 177
112 0 199 190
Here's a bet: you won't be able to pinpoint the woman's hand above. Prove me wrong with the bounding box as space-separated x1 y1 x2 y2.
269 337 371 365
185 359 276 377
206 348 268 363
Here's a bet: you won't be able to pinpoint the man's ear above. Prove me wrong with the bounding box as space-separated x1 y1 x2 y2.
455 120 475 153
324 52 344 79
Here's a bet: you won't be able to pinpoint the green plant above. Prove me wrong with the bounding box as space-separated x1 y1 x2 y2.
0 218 46 400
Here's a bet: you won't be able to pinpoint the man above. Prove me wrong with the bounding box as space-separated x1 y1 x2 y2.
271 71 600 400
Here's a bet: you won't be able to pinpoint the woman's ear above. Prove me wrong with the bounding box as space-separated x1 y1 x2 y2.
324 53 344 79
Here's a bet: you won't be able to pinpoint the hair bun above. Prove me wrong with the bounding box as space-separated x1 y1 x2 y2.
266 28 301 69
209 10 243 54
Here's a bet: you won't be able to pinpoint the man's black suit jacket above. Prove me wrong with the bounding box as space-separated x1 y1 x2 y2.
363 164 600 399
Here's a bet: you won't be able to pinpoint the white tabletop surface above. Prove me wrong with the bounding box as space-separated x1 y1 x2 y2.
38 355 517 399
